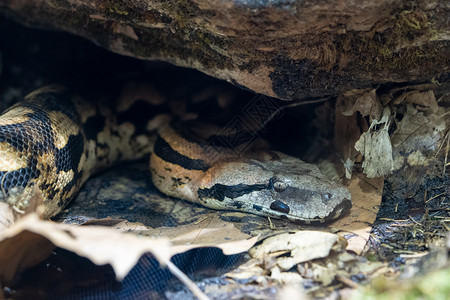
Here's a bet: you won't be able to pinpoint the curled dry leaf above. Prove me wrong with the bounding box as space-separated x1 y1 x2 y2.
112 215 259 256
270 266 304 285
249 231 347 271
0 213 171 282
0 213 259 288
391 104 448 170
0 185 46 232
297 251 387 287
277 285 309 300
354 107 394 178
308 263 337 285
337 88 383 119
392 90 439 113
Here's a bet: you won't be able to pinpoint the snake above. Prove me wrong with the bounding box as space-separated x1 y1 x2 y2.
0 83 351 223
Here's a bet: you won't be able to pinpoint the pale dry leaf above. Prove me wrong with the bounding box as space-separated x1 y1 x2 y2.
393 90 439 113
334 104 368 178
391 104 448 170
0 221 55 283
406 150 429 166
310 262 337 285
113 215 259 256
0 215 215 299
270 266 304 285
355 127 393 177
354 107 394 178
277 284 309 300
225 258 265 280
0 213 172 281
337 88 382 119
356 260 386 275
249 231 347 271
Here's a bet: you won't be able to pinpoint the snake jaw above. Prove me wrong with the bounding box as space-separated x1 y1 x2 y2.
269 184 352 223
193 153 352 223
255 159 352 222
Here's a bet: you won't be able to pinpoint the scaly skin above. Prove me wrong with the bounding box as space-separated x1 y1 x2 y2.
0 84 351 222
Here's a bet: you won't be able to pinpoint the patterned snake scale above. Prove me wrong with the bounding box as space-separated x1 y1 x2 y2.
0 83 351 223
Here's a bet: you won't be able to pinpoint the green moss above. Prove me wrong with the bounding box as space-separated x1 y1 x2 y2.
396 10 429 33
377 46 392 58
354 267 450 300
341 8 446 75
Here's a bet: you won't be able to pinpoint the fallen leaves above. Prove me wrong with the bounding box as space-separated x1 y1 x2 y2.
337 88 383 119
227 230 388 295
249 231 347 271
111 215 259 256
336 84 449 179
0 213 259 299
354 107 394 178
0 214 172 282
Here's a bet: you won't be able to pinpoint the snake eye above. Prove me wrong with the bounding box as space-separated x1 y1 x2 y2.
324 193 332 200
274 181 287 192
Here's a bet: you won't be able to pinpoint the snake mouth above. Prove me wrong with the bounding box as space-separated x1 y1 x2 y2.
278 198 352 224
322 198 352 222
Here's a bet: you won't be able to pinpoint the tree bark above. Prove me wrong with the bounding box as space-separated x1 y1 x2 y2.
0 0 448 99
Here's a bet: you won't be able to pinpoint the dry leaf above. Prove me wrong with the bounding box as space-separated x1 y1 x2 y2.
354 107 394 178
337 89 383 119
391 104 447 170
113 215 259 256
0 213 170 282
270 266 304 284
309 262 337 285
297 251 387 286
277 285 309 300
249 231 347 271
225 258 265 280
392 90 439 113
0 213 258 286
334 101 369 179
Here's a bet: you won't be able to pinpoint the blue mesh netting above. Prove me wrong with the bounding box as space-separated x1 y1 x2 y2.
52 248 243 300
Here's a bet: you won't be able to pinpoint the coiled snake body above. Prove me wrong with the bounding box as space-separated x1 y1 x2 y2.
0 84 351 223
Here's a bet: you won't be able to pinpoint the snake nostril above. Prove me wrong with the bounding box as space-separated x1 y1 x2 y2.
270 200 290 214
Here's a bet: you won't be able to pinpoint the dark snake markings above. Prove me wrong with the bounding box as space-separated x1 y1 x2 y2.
0 85 352 223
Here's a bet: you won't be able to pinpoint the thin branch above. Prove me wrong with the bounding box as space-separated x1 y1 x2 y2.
166 260 211 300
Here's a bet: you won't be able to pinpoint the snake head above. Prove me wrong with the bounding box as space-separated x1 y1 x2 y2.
266 161 352 223
197 152 352 223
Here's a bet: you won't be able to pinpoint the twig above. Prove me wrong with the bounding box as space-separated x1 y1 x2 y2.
444 130 449 175
426 192 447 204
268 216 274 229
166 260 210 300
259 97 331 130
335 275 360 289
